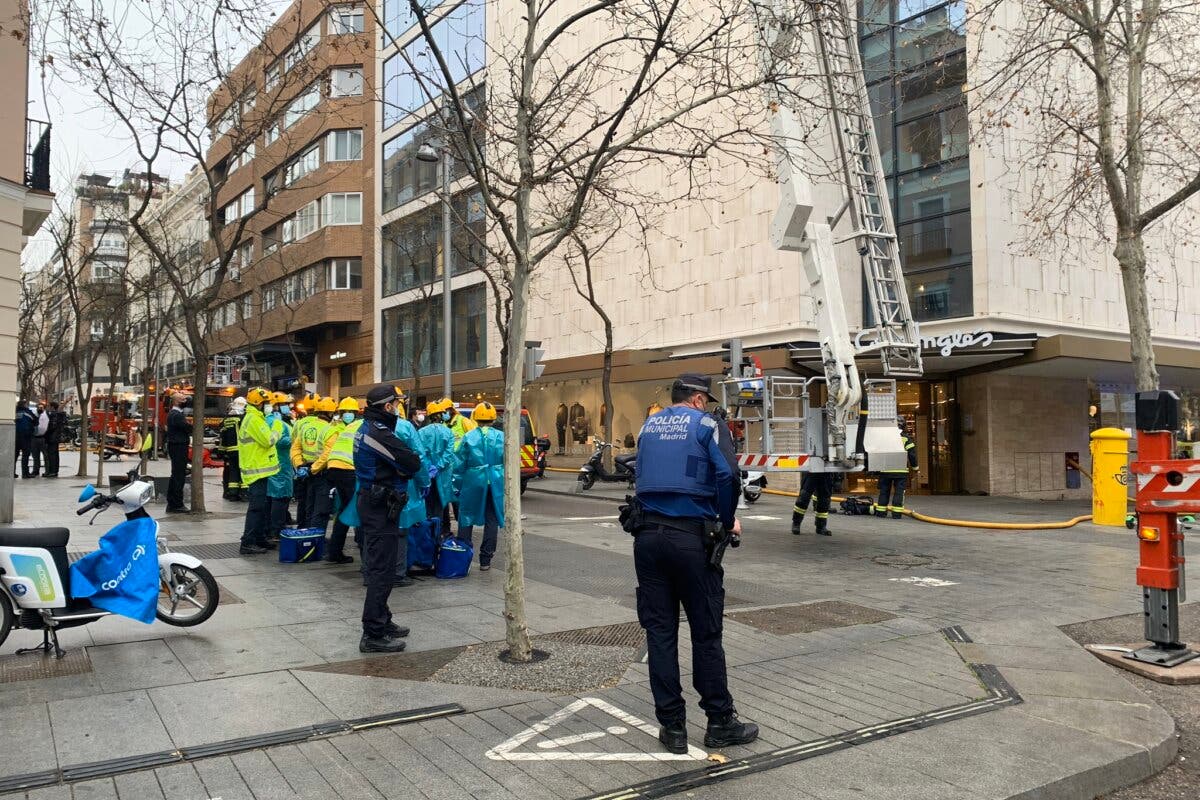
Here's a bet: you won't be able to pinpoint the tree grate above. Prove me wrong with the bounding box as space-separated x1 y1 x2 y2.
537 621 646 649
0 648 93 684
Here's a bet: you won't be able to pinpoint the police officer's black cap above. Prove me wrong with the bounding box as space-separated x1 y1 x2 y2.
366 384 398 406
674 373 718 403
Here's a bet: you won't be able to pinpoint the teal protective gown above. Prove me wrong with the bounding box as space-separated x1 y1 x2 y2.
394 417 431 528
266 416 293 499
452 425 505 527
418 421 456 508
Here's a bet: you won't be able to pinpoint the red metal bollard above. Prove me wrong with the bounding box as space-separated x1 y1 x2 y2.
1127 390 1200 667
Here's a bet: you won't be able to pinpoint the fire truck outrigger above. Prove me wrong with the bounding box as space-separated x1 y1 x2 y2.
722 0 924 475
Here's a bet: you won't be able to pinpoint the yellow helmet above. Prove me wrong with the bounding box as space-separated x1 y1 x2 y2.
246 387 270 406
472 402 497 422
426 398 451 415
269 391 290 405
337 397 360 413
316 397 337 413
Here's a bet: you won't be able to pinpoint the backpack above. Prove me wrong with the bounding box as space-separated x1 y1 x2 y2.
840 495 874 515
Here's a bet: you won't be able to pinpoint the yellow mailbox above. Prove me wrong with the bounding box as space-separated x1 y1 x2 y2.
1090 428 1132 527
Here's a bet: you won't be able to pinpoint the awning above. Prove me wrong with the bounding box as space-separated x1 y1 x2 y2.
789 329 1038 376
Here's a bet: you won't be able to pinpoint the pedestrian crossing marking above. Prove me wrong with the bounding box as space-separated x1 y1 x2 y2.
889 576 958 588
485 697 707 761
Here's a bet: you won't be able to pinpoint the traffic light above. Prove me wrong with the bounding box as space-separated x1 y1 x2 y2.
524 341 546 382
721 339 753 378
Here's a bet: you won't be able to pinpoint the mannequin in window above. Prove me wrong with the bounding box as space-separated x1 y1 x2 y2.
570 402 589 444
555 403 568 455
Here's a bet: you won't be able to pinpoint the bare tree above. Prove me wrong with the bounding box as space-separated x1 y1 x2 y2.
375 0 822 659
17 271 66 403
969 0 1200 390
53 0 345 510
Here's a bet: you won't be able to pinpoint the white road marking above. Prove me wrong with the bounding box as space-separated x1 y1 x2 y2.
889 576 958 588
565 515 619 521
744 515 780 521
485 697 707 762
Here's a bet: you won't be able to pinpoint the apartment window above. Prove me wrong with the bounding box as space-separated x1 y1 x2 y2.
322 192 362 225
383 0 448 42
213 105 237 138
285 144 321 185
262 285 277 311
92 260 121 282
242 294 253 320
330 5 365 34
240 187 256 217
90 319 105 340
383 0 484 128
330 66 363 97
241 88 257 116
381 283 485 380
327 129 363 161
265 121 281 145
264 171 280 198
265 62 281 92
382 87 482 211
329 258 362 289
285 25 320 72
285 85 319 128
263 224 281 254
237 241 253 271
235 143 256 170
295 199 321 239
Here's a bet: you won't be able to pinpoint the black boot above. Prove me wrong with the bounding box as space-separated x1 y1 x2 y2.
704 712 759 748
791 517 803 535
891 511 903 520
239 544 267 555
658 722 688 755
385 622 410 638
360 635 406 653
815 519 831 537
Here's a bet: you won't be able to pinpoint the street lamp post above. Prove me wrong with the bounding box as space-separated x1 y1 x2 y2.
417 142 453 399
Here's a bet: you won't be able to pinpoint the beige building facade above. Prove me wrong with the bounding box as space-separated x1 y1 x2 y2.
1 0 53 520
373 0 1200 498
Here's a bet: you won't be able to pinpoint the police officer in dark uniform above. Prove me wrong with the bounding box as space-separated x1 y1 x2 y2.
354 385 422 653
632 374 758 754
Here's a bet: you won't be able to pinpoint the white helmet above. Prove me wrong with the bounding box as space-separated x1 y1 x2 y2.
230 397 247 414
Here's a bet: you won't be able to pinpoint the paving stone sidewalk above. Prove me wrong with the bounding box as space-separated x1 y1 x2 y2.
0 452 1181 799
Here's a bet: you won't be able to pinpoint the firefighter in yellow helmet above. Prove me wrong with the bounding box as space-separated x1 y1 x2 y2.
238 387 281 555
266 392 295 543
291 395 333 527
311 397 362 563
452 402 504 570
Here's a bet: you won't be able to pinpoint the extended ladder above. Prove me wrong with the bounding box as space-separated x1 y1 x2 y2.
811 0 922 377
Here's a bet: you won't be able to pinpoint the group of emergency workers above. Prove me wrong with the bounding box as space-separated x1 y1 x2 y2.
218 384 509 653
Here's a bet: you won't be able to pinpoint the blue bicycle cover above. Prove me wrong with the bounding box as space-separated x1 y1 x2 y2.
69 517 160 624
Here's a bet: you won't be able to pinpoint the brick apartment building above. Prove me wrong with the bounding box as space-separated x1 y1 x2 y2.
205 0 374 396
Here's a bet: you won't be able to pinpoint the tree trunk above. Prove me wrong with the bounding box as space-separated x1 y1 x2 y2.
190 358 210 512
501 263 533 662
602 318 615 453
1114 231 1159 391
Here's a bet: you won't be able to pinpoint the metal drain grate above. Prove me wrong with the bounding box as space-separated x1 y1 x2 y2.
172 542 246 560
301 645 467 682
727 601 897 635
0 648 93 684
537 621 645 648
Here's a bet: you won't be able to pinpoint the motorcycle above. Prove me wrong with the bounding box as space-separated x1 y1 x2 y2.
578 439 637 491
740 469 767 504
0 468 220 658
535 436 551 478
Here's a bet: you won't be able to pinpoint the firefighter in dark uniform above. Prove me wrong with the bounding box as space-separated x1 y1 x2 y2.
875 417 918 519
354 384 422 653
220 398 246 501
631 373 758 755
792 472 835 536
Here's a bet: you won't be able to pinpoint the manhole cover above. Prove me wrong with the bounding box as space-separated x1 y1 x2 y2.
302 646 467 681
872 553 936 568
538 622 645 649
0 648 93 684
727 601 897 635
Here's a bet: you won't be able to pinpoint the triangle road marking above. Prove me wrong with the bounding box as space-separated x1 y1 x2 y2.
485 697 708 761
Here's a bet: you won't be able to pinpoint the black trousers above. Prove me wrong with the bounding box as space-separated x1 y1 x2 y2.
222 452 243 498
794 473 833 526
876 474 908 516
167 442 189 508
14 433 30 477
425 481 452 533
327 470 357 558
459 489 500 567
268 495 290 540
308 472 332 531
294 472 311 527
240 479 270 547
359 495 402 638
633 523 734 726
30 436 45 476
44 439 60 476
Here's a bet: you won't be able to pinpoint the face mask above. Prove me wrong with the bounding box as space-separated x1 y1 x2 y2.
342 412 356 424
279 405 290 415
264 404 274 415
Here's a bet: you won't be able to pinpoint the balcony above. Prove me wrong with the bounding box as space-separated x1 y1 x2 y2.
22 119 54 236
95 242 128 258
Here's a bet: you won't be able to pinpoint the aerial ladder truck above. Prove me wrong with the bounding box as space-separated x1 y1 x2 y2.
725 0 924 475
